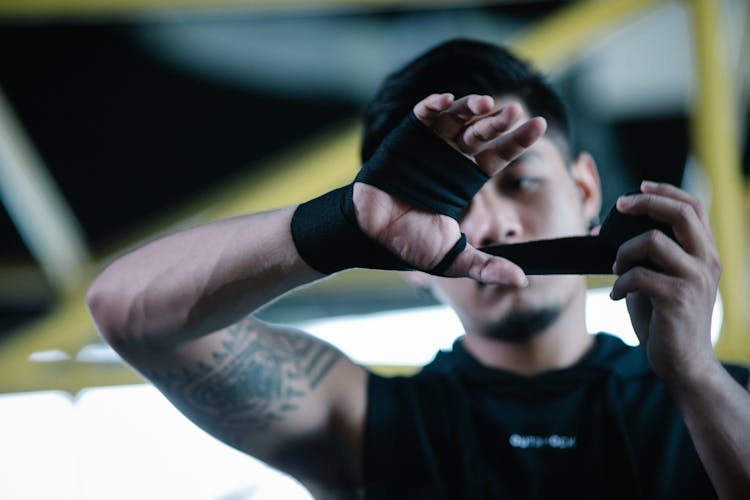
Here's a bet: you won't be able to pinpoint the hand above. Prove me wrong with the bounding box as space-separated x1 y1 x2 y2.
354 93 546 286
610 181 722 383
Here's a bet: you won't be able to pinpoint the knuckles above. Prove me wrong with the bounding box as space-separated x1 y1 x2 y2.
676 201 696 225
644 229 664 250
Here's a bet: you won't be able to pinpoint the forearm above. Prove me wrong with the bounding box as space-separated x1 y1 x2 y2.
667 360 750 499
87 206 323 347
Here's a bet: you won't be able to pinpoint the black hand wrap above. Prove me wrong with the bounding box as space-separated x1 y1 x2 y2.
291 112 487 275
356 113 490 219
290 185 411 274
480 194 677 275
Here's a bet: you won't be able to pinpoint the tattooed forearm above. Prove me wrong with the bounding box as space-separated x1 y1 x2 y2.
305 342 341 389
140 318 341 447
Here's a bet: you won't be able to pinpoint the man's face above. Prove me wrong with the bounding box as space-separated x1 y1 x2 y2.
426 113 600 341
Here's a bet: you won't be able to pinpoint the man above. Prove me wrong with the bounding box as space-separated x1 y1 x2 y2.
87 39 750 499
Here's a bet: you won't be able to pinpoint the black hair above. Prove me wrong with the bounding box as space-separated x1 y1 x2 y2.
361 38 572 163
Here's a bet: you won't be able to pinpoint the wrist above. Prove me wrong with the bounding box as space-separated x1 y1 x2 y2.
661 352 724 400
291 186 410 274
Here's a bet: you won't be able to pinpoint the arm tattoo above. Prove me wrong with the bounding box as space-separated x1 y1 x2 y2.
140 318 342 448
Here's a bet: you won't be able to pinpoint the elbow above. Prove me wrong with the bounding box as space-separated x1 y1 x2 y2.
86 274 130 347
87 272 176 354
87 278 163 363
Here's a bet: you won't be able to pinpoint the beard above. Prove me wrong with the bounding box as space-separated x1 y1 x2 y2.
479 305 562 343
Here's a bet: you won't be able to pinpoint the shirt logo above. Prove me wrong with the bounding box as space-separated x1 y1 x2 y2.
509 433 576 449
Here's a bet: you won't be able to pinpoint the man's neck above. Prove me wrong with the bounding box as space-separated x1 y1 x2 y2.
460 290 594 376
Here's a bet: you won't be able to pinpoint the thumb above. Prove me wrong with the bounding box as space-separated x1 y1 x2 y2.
444 243 527 286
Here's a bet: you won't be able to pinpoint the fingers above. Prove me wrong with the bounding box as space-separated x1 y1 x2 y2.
610 265 683 303
413 94 546 176
456 103 547 176
473 117 547 176
612 254 720 309
612 229 697 277
430 94 496 139
457 103 523 155
443 242 527 286
611 182 721 304
639 180 713 237
615 188 715 259
413 93 492 133
413 93 455 127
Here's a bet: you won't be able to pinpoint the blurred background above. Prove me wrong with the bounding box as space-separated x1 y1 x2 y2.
0 0 748 498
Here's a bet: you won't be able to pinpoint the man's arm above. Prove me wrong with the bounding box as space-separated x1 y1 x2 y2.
611 181 750 499
666 357 750 499
87 93 544 494
87 207 368 493
88 207 318 347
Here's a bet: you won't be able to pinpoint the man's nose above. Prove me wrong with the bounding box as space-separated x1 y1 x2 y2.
463 190 522 247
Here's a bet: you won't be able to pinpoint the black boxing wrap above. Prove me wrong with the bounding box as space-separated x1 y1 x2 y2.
292 112 479 275
480 195 676 274
291 186 410 274
356 112 489 220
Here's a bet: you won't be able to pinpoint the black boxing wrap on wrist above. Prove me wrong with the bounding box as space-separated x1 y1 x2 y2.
292 186 468 274
356 112 490 220
291 185 411 274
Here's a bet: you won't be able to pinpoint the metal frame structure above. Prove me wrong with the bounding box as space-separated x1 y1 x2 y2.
0 0 747 393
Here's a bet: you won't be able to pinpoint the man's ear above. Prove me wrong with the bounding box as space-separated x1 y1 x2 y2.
570 151 602 225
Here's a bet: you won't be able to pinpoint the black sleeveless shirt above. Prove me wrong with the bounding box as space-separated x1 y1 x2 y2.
364 333 748 500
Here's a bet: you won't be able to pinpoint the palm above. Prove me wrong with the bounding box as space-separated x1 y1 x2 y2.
353 183 460 271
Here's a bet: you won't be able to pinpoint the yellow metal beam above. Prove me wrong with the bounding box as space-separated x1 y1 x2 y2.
687 0 750 364
0 359 144 394
511 0 665 73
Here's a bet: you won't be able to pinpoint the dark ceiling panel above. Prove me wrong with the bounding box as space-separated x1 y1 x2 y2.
0 21 357 256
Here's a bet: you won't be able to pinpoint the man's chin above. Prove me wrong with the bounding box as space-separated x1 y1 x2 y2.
479 306 561 343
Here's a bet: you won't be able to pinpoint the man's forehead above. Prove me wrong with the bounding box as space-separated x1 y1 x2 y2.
506 140 560 169
506 150 541 169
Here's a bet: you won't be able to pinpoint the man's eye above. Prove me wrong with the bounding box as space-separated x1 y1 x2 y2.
504 177 540 192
